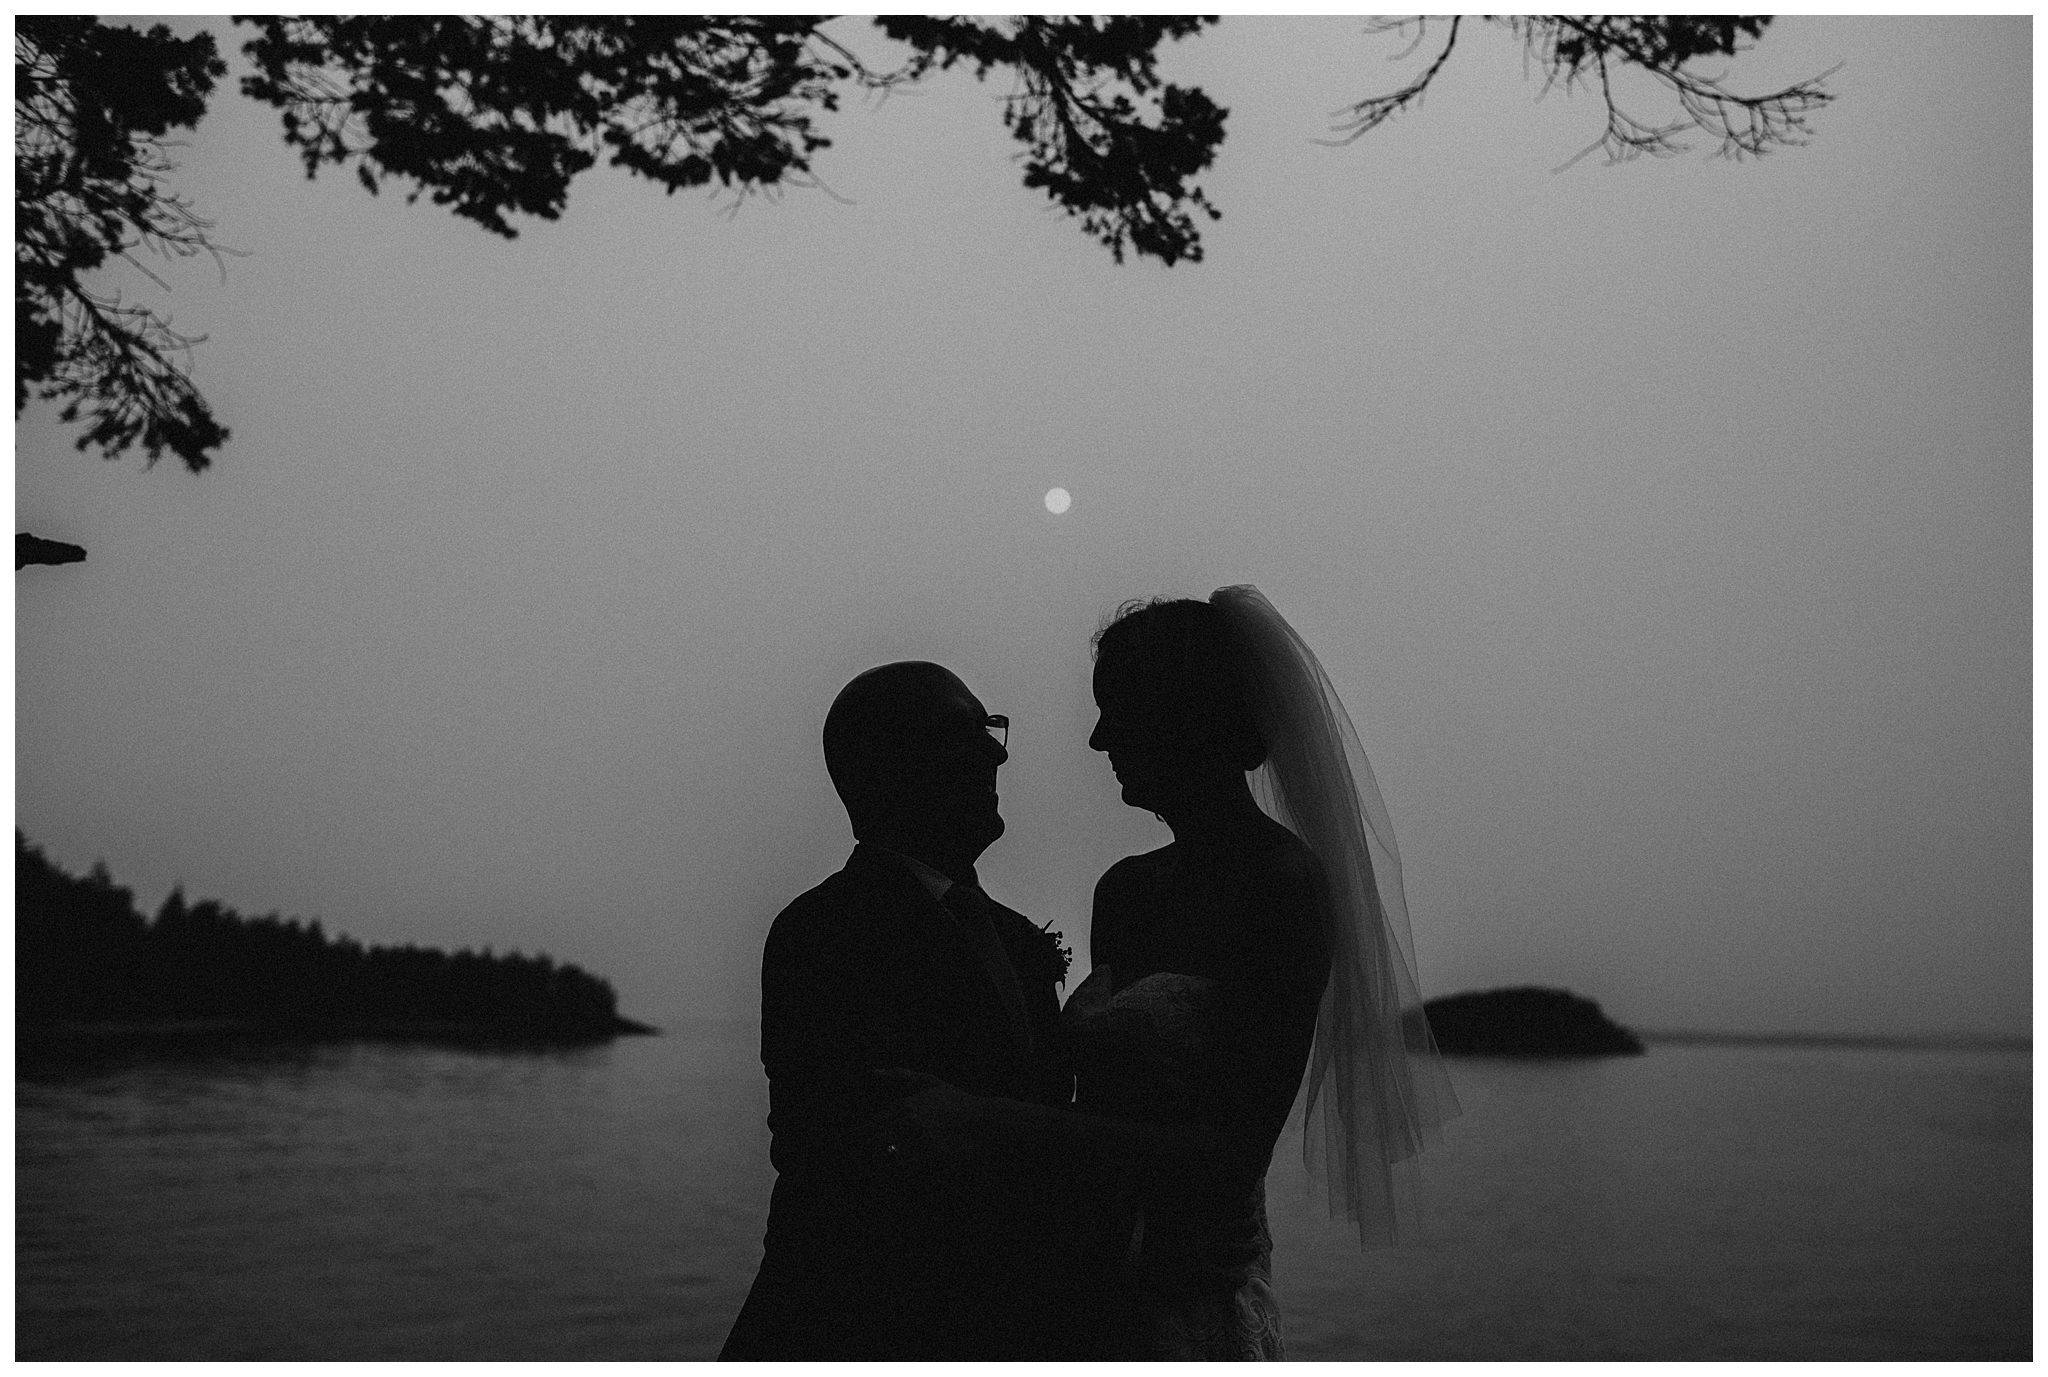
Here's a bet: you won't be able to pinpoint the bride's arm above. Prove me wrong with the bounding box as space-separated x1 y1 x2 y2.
1087 855 1138 978
1205 845 1331 1165
867 853 1265 1180
891 846 1331 1178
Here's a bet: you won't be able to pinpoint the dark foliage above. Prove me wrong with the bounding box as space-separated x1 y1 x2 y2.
17 533 87 568
1420 985 1645 1057
16 17 231 472
237 16 859 239
237 15 1227 266
874 17 1226 265
16 832 643 1043
23 16 1829 470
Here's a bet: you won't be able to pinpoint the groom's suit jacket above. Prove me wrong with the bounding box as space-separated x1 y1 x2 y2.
720 844 1117 1360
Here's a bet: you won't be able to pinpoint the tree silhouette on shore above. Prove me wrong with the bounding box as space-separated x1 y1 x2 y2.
16 832 651 1044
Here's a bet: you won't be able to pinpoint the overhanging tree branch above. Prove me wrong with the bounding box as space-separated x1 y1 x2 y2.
16 17 232 470
875 16 1226 265
1328 16 1462 144
20 16 1836 476
1333 16 1834 167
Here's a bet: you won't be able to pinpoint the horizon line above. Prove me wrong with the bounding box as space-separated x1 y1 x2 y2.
648 1011 2032 1052
1637 1028 2030 1051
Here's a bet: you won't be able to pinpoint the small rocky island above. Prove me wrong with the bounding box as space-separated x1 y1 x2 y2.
1421 986 1644 1057
17 833 655 1048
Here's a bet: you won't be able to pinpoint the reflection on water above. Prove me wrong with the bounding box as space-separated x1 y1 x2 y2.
16 1029 2030 1360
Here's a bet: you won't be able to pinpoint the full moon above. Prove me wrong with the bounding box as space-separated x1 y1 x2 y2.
1044 487 1072 514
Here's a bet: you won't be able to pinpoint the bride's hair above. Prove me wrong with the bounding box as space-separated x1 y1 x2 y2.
1090 597 1267 773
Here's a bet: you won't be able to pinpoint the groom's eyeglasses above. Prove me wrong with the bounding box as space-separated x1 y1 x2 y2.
984 715 1009 750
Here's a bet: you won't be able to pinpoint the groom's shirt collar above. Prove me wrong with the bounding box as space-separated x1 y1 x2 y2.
865 844 972 900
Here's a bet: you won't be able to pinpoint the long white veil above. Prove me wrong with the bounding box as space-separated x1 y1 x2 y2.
1210 585 1459 1244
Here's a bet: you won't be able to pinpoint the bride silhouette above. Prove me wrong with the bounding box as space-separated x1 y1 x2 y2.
878 585 1458 1359
1063 585 1460 1356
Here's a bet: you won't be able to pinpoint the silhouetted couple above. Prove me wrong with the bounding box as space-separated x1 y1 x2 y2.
720 586 1457 1361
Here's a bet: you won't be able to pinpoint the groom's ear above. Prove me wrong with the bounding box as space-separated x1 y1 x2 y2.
834 771 882 833
826 723 881 815
832 750 906 836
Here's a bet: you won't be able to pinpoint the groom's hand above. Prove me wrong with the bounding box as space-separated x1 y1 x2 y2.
868 1067 952 1099
861 1068 986 1168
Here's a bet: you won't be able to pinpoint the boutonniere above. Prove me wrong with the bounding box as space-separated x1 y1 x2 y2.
1017 920 1073 989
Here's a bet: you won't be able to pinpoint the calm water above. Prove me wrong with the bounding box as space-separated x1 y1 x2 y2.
16 1023 2030 1360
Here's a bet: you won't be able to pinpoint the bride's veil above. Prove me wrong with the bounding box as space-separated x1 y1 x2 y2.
1210 584 1460 1243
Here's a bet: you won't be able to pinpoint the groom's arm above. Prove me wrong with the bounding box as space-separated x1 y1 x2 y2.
760 899 891 1180
875 858 1298 1183
876 1075 1252 1181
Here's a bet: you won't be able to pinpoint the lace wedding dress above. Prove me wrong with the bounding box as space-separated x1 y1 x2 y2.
1061 965 1288 1360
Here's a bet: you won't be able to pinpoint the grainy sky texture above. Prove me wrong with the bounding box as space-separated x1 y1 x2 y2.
15 17 2030 1038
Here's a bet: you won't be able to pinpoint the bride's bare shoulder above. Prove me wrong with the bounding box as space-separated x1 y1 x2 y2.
1092 845 1172 910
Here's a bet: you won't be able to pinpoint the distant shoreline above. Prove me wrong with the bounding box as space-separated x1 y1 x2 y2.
1639 1029 2028 1052
19 1015 659 1049
18 833 658 1051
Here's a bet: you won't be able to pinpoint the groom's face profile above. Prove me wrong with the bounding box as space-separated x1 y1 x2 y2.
825 662 1008 872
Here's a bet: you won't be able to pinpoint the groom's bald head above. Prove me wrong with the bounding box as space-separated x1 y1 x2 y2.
823 661 972 810
823 661 1006 860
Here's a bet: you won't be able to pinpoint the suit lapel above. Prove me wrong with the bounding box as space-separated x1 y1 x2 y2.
984 898 1063 1060
848 846 1033 1061
945 886 1034 1058
848 844 960 955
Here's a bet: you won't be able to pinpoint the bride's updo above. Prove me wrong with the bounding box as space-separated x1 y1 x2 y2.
1092 597 1267 775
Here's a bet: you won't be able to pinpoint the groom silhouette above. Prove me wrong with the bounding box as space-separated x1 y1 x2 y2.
720 662 1120 1360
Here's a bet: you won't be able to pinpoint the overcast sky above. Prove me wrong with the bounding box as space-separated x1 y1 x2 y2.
15 17 2030 1038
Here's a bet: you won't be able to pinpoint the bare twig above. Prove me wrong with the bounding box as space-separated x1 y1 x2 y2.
1335 16 1834 168
1326 16 1462 146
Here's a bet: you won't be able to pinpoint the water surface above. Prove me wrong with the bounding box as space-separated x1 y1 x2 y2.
16 1026 2029 1359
